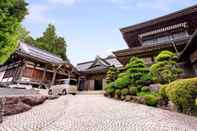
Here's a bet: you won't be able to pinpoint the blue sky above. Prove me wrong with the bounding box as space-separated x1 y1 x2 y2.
22 0 197 65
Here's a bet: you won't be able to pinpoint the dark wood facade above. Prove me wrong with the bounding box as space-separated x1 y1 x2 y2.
0 42 75 88
114 5 197 77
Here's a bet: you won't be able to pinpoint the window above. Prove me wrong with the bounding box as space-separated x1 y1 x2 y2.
141 31 188 46
173 32 188 40
157 36 170 44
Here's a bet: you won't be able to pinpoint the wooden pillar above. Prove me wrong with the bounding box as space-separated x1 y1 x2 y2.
17 61 26 84
50 64 62 87
39 65 47 88
51 70 57 87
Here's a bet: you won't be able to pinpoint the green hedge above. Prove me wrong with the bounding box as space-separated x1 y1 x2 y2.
121 88 129 96
114 73 130 89
141 86 150 92
165 77 197 114
144 95 159 107
129 87 137 96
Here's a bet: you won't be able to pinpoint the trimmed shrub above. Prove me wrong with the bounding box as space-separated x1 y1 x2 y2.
115 89 121 97
141 86 150 92
106 66 120 83
114 73 130 89
159 85 168 100
121 88 129 96
129 87 137 96
150 50 182 84
144 95 159 107
165 77 197 114
104 82 115 97
196 98 197 106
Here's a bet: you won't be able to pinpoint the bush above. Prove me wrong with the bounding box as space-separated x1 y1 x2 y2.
150 50 182 84
144 95 159 107
106 66 120 83
165 77 197 114
159 85 168 100
121 88 129 96
141 86 150 92
115 89 121 97
196 98 197 106
104 82 115 96
129 87 137 96
114 73 130 89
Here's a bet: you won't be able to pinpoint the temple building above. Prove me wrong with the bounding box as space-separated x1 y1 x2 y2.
0 42 76 88
77 56 122 91
113 5 197 77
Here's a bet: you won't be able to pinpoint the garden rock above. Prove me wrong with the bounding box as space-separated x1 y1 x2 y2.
125 95 132 102
20 95 48 106
149 84 161 92
131 96 145 104
4 102 31 116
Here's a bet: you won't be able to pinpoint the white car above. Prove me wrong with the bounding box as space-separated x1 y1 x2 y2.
48 79 78 95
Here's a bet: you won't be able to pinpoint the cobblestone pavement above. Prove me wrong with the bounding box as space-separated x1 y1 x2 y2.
0 95 197 131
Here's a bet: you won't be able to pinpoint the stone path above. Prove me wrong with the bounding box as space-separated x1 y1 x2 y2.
0 95 197 131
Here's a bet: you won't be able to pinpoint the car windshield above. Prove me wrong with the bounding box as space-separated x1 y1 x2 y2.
55 79 77 85
69 80 77 85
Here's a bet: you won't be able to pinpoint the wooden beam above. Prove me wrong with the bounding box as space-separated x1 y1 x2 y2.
39 65 47 88
50 65 62 87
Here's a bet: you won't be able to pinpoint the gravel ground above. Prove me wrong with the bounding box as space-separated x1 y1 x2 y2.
0 95 197 131
0 88 39 96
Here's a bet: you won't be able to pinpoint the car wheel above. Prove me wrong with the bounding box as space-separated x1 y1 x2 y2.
62 90 67 95
71 93 76 95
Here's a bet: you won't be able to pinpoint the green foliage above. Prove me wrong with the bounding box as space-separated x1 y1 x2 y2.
141 86 150 92
35 24 68 60
114 72 130 89
150 50 182 84
106 66 120 84
104 82 115 96
120 88 129 96
159 85 168 100
155 50 177 62
137 91 160 97
196 98 197 106
144 95 159 107
104 57 151 96
129 87 137 96
115 89 121 97
126 57 150 87
0 0 28 64
165 77 197 114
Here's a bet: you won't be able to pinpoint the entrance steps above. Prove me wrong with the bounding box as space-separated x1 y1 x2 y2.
78 90 104 95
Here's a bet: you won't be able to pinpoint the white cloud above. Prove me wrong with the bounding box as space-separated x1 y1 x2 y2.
25 5 51 24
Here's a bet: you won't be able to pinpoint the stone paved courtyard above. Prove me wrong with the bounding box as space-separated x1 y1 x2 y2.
0 95 197 131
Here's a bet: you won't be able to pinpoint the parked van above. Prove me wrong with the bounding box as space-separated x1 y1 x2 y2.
48 79 78 95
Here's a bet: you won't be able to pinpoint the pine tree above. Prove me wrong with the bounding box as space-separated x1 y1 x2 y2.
36 24 68 60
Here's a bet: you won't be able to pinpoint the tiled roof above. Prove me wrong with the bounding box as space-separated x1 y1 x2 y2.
16 42 68 65
76 56 122 72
